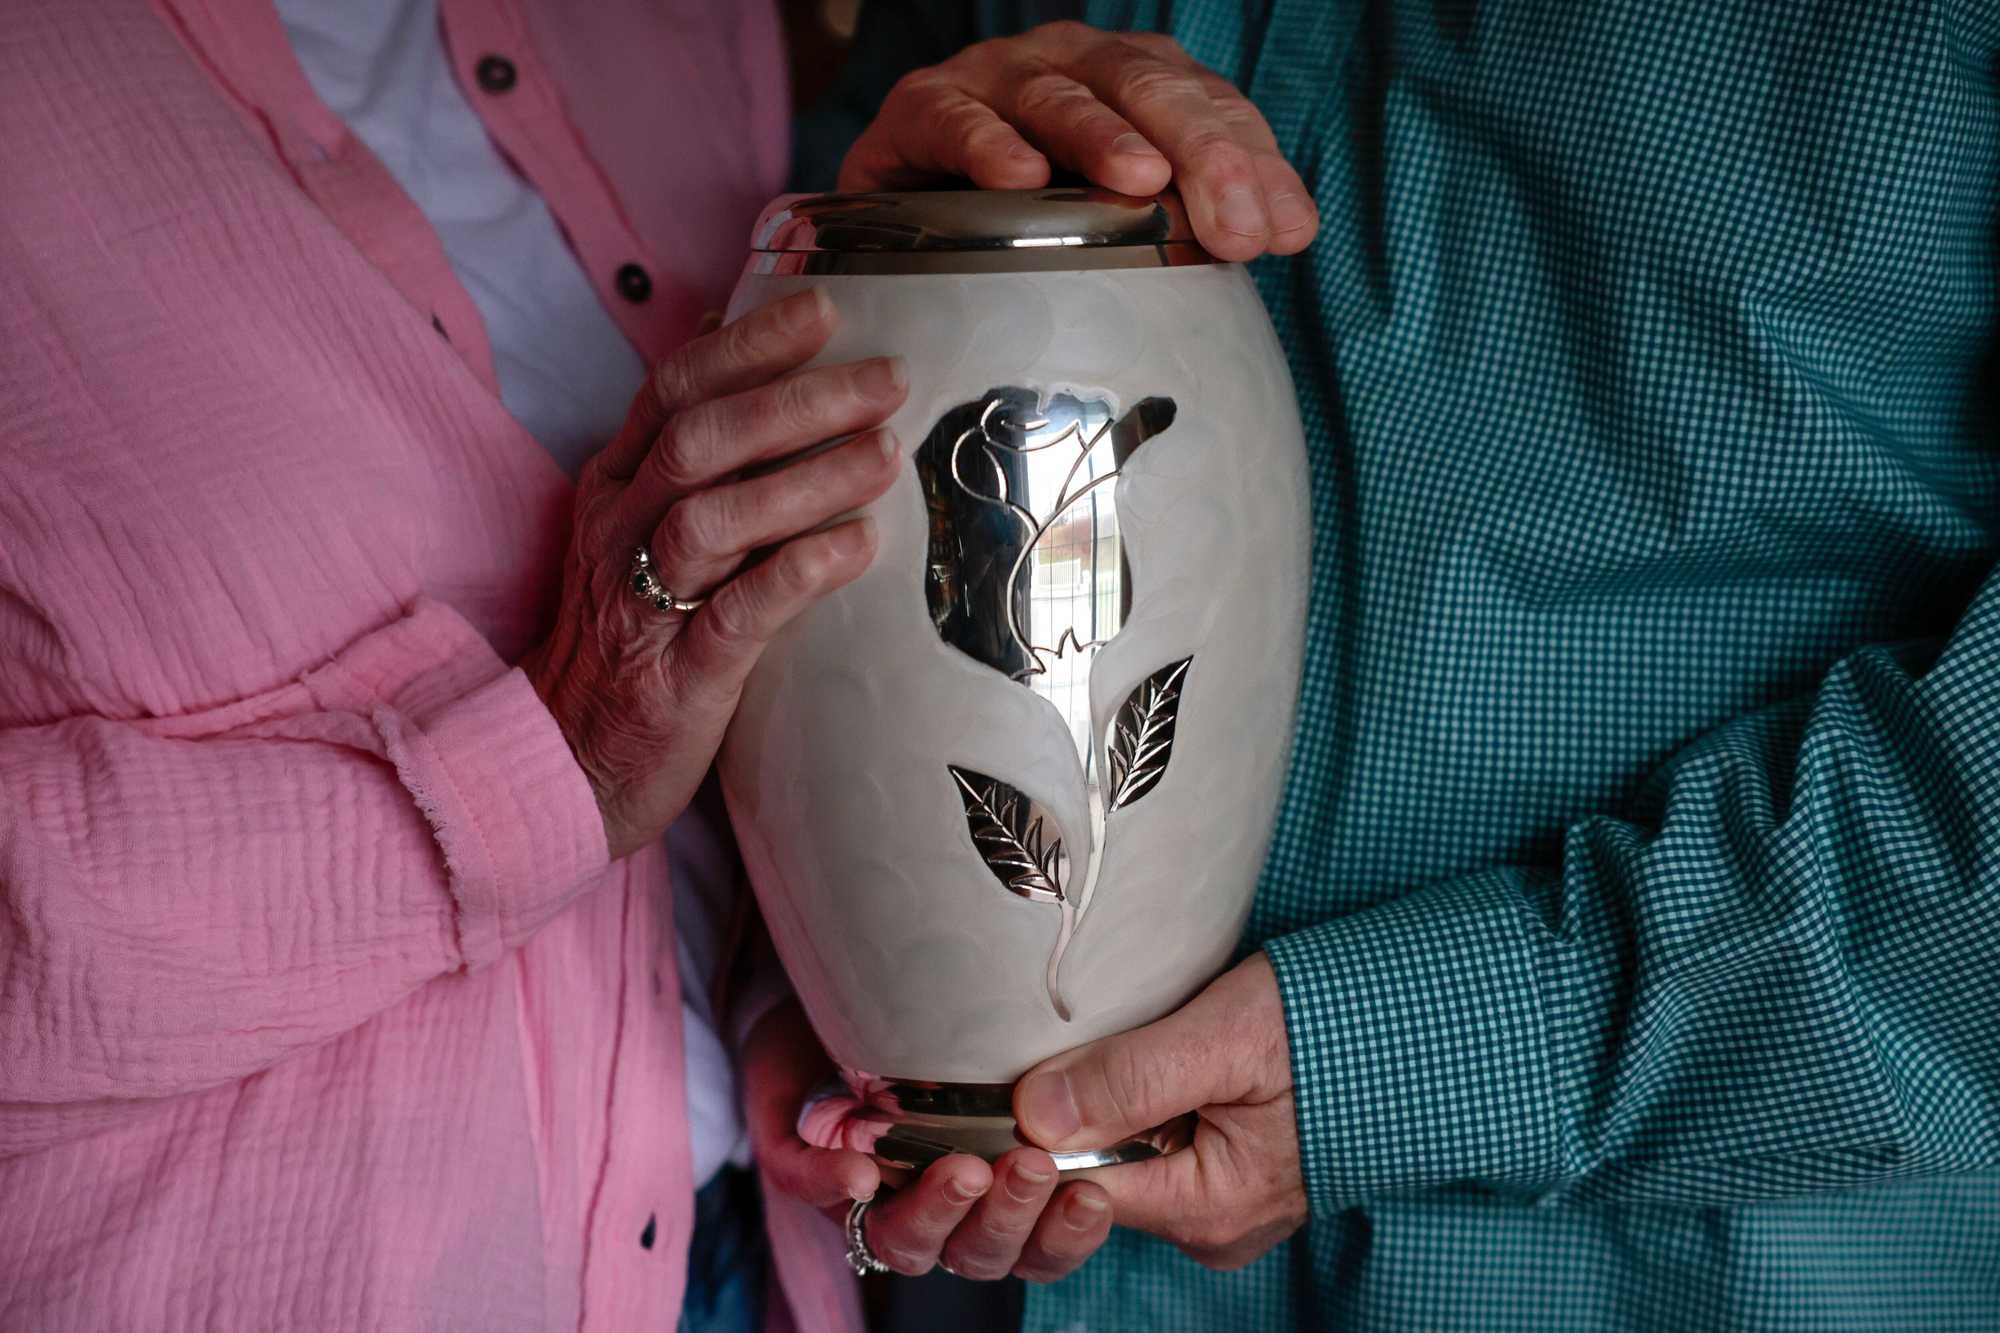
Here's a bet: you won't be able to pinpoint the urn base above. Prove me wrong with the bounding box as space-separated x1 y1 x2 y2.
800 1073 1195 1175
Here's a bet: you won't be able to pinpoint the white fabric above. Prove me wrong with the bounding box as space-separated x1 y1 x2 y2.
278 0 748 1184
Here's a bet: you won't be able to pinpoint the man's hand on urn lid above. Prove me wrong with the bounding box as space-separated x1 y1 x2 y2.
838 21 1320 263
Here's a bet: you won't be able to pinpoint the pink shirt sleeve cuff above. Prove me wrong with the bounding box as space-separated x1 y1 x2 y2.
391 667 612 965
313 599 612 970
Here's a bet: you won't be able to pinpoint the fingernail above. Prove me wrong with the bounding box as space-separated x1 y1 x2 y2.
1065 1191 1108 1226
1110 132 1164 159
849 1184 875 1203
1018 1070 1081 1142
788 287 832 330
831 517 875 558
858 356 907 397
1268 191 1314 234
1216 186 1267 237
875 428 901 463
1007 140 1043 160
944 1172 989 1205
1006 1161 1054 1200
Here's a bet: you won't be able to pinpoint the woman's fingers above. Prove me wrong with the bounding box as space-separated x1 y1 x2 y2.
937 1149 1060 1280
741 1002 881 1210
668 517 877 711
611 355 907 548
598 289 836 478
646 426 901 604
1011 1180 1114 1283
863 1157 993 1276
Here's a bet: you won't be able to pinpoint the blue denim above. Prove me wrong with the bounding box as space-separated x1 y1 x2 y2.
675 1167 766 1333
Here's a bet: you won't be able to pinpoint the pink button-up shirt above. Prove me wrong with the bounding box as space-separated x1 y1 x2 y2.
0 1 858 1328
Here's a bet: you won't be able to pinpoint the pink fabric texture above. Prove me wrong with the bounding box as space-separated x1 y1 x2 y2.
0 0 859 1328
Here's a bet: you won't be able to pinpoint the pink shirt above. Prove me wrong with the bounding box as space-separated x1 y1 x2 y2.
0 1 859 1328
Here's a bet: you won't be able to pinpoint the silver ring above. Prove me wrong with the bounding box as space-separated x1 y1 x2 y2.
626 546 704 615
844 1196 891 1277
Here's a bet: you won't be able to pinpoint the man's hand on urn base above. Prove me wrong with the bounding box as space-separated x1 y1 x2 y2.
1016 952 1308 1270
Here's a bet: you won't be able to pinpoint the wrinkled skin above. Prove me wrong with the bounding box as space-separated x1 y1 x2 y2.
523 288 905 859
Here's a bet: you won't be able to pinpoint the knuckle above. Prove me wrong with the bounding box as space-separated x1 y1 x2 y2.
940 102 1008 153
718 309 771 368
650 352 697 413
1114 61 1195 109
1094 1040 1165 1130
576 449 615 495
653 413 712 489
657 496 721 566
1027 19 1095 46
1181 129 1255 178
1012 70 1083 118
886 67 947 104
700 580 762 648
880 1249 923 1276
942 1242 1008 1282
770 543 821 596
1124 32 1188 59
769 372 824 436
1212 95 1267 133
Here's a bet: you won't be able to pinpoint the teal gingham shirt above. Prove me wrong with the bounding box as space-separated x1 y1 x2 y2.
806 2 2000 1327
1040 2 2000 1328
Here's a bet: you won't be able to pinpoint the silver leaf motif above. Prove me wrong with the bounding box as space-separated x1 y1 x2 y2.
948 764 1078 1021
949 766 1068 904
1106 657 1193 812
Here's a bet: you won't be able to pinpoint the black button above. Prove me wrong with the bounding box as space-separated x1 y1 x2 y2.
639 1213 657 1250
474 55 517 94
615 264 653 304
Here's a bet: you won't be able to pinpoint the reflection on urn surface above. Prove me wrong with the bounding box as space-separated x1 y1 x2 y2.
718 189 1310 1171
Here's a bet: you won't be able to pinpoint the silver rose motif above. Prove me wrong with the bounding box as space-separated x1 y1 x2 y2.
920 387 1193 1019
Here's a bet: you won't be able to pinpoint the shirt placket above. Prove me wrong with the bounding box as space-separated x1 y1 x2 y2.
438 0 690 371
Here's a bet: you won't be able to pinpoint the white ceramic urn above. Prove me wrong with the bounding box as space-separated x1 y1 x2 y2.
719 189 1310 1171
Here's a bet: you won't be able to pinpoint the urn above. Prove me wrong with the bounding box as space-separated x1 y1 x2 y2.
719 189 1310 1170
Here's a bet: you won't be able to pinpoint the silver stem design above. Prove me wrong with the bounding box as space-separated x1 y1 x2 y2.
1045 784 1106 1021
1044 897 1076 1023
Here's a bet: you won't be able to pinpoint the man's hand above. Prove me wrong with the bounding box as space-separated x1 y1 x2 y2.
839 22 1318 263
1014 953 1307 1270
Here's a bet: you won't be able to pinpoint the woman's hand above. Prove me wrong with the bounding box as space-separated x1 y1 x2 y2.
839 21 1318 262
522 289 906 859
743 1000 1116 1282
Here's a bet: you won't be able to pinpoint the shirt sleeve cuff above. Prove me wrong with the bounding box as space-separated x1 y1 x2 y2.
393 667 611 965
1261 869 1569 1211
314 600 611 970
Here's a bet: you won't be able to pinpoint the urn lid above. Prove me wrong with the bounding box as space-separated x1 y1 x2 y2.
744 188 1216 274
